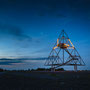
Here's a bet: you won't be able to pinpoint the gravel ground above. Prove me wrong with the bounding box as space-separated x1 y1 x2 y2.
0 71 90 90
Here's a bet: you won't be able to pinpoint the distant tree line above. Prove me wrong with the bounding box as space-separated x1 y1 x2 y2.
0 68 64 72
31 68 64 71
0 68 90 72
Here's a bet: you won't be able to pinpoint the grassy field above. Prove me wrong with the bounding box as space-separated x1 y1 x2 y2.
0 71 90 90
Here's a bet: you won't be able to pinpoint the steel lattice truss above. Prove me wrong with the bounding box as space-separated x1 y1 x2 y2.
45 30 85 70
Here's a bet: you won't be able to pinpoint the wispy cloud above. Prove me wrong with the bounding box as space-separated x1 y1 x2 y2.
0 57 47 65
0 23 32 41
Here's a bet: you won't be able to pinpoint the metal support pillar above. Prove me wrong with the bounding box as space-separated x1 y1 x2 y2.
74 65 77 72
51 65 55 72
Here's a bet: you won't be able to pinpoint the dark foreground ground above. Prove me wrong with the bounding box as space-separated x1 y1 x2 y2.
0 71 90 90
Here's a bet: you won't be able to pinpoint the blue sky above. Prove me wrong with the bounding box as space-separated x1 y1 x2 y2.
0 0 90 70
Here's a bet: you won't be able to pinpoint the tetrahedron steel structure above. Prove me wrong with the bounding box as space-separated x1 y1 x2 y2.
45 30 85 71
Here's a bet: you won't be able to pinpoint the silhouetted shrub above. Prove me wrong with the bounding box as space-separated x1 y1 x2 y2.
0 68 4 72
56 68 64 71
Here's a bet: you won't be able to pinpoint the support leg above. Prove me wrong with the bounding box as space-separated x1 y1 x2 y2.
74 65 77 72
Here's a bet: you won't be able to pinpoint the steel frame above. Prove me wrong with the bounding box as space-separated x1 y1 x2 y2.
45 30 85 71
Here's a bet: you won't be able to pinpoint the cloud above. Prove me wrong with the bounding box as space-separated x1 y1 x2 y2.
0 57 47 65
0 0 67 18
0 23 32 41
0 58 22 65
0 23 42 50
0 57 47 61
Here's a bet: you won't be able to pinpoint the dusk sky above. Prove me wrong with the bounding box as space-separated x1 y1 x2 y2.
0 0 90 70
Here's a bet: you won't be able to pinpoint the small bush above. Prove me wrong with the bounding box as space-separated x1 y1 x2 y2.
0 68 4 72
